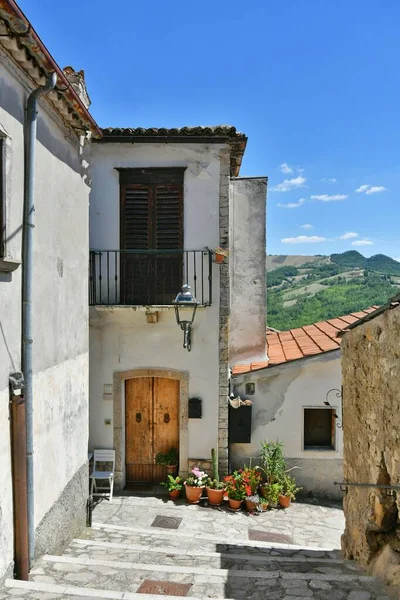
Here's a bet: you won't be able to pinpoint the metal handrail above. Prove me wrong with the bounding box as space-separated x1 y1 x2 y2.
334 481 400 496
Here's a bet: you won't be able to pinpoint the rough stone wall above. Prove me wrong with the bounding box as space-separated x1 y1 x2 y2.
218 148 231 476
341 305 400 585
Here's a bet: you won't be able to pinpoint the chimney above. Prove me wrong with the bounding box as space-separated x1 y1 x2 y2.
63 66 91 109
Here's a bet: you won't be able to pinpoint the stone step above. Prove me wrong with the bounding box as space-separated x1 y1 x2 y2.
68 538 357 573
4 579 218 600
90 521 340 554
18 553 383 600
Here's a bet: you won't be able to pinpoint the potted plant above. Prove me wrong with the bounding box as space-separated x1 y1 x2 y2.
213 246 229 264
245 493 260 512
257 496 269 512
206 448 225 506
224 471 245 511
240 466 262 511
279 474 302 508
184 467 208 504
155 448 179 476
206 479 226 506
161 475 184 500
261 482 282 509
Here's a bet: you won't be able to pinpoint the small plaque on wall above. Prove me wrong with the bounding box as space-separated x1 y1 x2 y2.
189 397 202 419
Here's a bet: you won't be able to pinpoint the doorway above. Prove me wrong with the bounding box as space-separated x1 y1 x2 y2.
125 377 179 483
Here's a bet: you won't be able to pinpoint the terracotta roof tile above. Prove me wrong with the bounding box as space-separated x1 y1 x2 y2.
232 306 377 375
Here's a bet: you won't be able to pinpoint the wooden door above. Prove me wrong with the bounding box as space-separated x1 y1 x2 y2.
125 377 179 483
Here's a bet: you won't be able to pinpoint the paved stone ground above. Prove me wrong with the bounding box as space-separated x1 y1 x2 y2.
1 494 395 599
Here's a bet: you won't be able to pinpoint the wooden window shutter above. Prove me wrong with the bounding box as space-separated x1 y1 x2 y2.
121 185 150 250
155 185 183 250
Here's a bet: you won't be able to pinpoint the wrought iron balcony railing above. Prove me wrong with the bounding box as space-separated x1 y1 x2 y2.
89 249 212 307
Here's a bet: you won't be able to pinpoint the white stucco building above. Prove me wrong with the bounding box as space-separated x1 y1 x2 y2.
231 309 378 498
0 2 100 582
88 127 267 488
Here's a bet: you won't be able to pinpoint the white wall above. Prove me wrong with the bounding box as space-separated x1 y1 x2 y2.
229 177 267 364
231 352 343 497
0 51 89 578
89 142 223 464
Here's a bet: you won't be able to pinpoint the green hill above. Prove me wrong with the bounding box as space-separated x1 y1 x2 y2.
267 251 400 330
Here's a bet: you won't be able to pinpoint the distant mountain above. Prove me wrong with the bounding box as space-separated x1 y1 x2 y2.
267 251 400 330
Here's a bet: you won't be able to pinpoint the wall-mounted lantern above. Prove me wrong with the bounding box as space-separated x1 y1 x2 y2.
173 284 198 351
324 388 343 429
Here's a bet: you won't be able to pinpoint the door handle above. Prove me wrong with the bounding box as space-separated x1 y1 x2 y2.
164 413 170 423
136 412 142 423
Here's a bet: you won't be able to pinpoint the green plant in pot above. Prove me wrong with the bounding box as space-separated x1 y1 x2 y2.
261 482 282 508
223 471 245 511
206 449 226 506
279 474 302 508
161 475 184 500
155 448 179 476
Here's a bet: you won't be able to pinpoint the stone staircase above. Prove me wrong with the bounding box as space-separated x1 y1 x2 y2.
3 496 393 600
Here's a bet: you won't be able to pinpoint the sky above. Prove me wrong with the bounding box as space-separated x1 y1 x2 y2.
19 0 400 260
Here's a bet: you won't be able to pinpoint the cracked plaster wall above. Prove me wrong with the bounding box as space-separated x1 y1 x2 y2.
232 353 343 498
0 55 90 581
341 306 400 586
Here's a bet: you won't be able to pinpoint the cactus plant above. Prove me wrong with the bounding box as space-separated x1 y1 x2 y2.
211 447 219 482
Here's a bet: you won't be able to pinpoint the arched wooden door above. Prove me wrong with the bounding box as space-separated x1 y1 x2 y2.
125 377 179 483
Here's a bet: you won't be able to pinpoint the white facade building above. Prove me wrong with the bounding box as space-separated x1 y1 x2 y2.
88 128 267 488
0 2 100 581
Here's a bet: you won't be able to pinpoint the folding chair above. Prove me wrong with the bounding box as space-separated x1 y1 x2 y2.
90 449 115 501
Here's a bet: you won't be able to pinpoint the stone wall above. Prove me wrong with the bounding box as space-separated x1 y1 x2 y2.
341 304 400 586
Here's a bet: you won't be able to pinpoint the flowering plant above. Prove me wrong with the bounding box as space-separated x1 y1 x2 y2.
241 466 262 497
185 467 208 487
224 471 246 500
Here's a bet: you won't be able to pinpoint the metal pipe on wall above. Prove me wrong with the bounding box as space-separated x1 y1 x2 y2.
10 392 28 580
22 72 56 567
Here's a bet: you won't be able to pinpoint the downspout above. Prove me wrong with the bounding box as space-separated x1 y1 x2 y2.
22 72 57 568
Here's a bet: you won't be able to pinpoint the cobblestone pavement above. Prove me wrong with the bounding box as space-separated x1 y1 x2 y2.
1 494 395 599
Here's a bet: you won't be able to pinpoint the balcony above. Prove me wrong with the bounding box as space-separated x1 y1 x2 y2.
89 249 212 307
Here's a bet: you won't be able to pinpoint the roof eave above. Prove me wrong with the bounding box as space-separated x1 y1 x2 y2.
0 0 101 138
339 293 400 336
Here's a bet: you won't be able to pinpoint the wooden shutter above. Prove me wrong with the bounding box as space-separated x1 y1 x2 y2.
120 171 184 304
155 185 183 249
121 185 150 250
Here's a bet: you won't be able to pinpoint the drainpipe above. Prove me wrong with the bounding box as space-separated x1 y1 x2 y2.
22 72 57 568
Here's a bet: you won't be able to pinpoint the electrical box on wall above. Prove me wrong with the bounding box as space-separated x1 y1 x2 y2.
229 405 252 443
189 397 202 419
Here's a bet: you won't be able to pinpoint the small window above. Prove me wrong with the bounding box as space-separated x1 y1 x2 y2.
0 136 5 257
245 382 255 395
303 408 335 450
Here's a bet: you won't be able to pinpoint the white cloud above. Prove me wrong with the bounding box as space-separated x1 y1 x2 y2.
280 162 293 174
301 224 314 229
277 198 306 209
356 184 387 195
311 194 348 202
272 175 307 192
366 186 387 195
321 178 337 183
339 232 359 240
352 240 373 246
281 235 326 244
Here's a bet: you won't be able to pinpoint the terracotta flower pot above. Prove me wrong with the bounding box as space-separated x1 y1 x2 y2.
279 494 291 509
228 498 242 511
260 485 268 499
259 502 268 512
206 487 225 506
214 253 225 264
245 499 257 512
185 485 204 504
166 464 178 476
169 489 181 500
